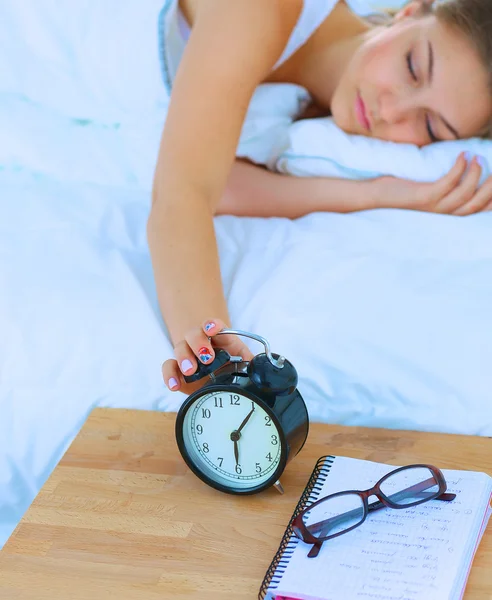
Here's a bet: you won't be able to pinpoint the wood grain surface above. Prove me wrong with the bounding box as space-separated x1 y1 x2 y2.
0 408 490 599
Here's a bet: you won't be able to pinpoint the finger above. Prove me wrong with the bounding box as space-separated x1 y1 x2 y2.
452 174 492 216
173 338 200 376
162 358 182 391
161 358 214 396
181 322 221 366
436 157 482 214
201 318 253 359
201 318 229 338
166 319 231 381
427 153 468 204
483 195 492 211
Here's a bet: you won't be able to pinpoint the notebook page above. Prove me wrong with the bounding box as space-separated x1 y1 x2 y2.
450 492 492 599
273 457 492 600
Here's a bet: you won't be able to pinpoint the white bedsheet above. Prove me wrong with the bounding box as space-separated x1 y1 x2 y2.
2 164 492 548
1 0 492 550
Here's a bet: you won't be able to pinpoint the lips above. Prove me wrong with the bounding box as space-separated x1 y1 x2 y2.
355 92 371 131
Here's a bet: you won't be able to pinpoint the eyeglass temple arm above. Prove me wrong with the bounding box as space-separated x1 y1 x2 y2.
307 477 455 537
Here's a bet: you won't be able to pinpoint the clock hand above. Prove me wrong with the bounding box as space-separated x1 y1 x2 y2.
230 406 255 468
230 430 241 466
236 406 255 434
234 439 239 466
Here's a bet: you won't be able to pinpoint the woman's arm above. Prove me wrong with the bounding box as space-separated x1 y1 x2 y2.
148 0 301 347
219 155 492 219
218 160 376 218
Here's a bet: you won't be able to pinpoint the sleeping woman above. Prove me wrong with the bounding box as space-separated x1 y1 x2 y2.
147 0 492 393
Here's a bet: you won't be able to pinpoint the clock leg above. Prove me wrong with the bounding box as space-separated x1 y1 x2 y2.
273 480 285 495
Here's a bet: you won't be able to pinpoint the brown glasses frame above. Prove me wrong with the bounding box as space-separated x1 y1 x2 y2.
292 463 456 558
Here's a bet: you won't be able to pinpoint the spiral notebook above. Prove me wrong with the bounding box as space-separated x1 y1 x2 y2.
259 456 492 600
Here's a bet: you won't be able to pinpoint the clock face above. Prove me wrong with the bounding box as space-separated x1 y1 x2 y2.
180 389 284 490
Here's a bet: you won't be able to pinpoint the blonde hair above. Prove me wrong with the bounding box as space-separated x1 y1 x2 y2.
366 0 492 137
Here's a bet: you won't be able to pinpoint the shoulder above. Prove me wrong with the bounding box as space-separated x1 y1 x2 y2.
193 0 303 36
186 0 303 76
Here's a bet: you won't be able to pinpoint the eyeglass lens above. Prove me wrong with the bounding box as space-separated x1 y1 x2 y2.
302 466 440 539
302 492 365 539
380 466 439 506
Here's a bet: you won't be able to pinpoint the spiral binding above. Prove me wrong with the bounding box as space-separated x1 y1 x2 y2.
258 455 336 600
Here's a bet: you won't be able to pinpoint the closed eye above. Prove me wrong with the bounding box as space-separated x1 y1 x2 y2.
406 52 417 81
426 116 439 142
407 51 440 143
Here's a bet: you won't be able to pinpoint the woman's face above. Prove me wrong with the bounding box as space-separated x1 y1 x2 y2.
331 12 492 146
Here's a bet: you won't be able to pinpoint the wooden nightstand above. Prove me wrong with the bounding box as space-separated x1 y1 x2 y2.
0 408 490 599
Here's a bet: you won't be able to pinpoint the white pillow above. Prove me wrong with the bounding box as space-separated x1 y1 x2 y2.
271 116 491 185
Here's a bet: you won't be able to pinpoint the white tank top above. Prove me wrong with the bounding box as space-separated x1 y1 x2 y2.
160 0 368 91
275 0 338 68
177 0 367 68
277 0 371 66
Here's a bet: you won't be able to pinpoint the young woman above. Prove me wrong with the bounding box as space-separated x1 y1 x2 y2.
148 0 492 394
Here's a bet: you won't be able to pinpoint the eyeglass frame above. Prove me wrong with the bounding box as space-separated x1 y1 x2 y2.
291 463 456 558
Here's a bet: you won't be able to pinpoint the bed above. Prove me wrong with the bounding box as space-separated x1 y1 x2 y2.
1 0 492 549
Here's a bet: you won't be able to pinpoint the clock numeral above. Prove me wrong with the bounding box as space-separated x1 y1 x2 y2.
214 397 223 408
265 416 272 427
255 462 262 473
202 443 209 453
229 395 240 406
202 408 211 419
235 464 242 475
196 425 203 435
266 452 273 462
271 434 278 446
217 457 223 467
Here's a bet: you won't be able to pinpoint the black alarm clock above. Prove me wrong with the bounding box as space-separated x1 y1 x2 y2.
175 329 309 495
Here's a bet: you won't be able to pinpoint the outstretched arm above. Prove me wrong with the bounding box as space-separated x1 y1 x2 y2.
149 0 301 343
149 0 303 393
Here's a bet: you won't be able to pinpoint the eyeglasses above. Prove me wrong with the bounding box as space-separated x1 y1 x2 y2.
292 464 456 558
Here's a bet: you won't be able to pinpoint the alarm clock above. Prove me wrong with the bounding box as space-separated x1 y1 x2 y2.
175 329 309 495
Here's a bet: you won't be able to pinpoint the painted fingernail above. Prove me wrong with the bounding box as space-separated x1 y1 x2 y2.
168 377 179 390
198 347 213 363
180 359 193 373
464 151 473 162
204 322 215 333
476 155 487 169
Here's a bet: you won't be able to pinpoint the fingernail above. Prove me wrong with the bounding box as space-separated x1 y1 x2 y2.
168 377 179 390
180 359 193 373
464 151 473 162
204 322 215 333
476 155 487 169
198 347 213 363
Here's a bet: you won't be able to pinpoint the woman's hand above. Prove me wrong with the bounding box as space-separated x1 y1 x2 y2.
162 318 254 396
372 152 492 216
